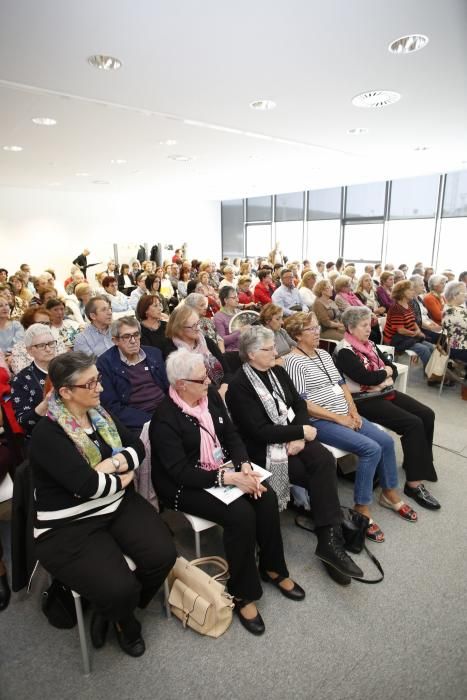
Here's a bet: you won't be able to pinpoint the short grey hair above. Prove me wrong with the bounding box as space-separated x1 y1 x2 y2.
111 316 141 338
341 305 372 331
166 348 205 385
24 323 54 349
409 274 424 287
445 281 466 302
184 293 207 310
428 274 447 291
239 326 274 363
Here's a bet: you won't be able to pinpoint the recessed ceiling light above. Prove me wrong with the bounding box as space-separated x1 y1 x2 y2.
159 139 178 146
32 117 57 126
75 172 90 177
110 159 127 164
88 54 122 71
389 34 429 54
347 128 368 135
249 99 276 111
414 146 430 151
93 180 110 185
168 155 193 162
3 145 23 152
352 91 401 108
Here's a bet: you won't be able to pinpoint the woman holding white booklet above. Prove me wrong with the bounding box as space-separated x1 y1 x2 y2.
150 347 305 636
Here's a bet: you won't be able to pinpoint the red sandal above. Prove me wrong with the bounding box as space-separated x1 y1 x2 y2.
366 520 385 543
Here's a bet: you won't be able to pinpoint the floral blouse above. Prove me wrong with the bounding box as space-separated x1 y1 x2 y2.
11 361 48 436
442 305 467 350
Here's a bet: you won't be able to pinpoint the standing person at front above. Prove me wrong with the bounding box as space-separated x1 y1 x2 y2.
30 352 176 657
226 326 363 586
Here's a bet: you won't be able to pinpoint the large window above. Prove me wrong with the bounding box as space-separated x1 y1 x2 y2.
343 223 383 261
307 187 341 220
385 219 436 270
246 224 272 259
275 221 304 262
443 171 467 217
306 220 340 263
390 175 439 219
437 218 467 275
275 192 304 222
221 199 244 257
345 182 386 218
246 196 272 222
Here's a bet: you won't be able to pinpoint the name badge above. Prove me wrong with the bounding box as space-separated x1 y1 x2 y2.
212 446 223 462
332 384 344 396
287 407 296 422
218 417 223 424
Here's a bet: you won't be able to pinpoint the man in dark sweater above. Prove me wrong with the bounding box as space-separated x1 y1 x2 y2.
97 317 168 433
73 248 90 278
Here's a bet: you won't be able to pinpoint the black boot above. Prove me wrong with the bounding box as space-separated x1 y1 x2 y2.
315 525 363 579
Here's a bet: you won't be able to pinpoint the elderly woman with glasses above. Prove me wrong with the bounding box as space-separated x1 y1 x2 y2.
164 304 230 396
184 293 225 352
282 313 417 544
151 348 304 635
442 281 467 364
213 286 245 352
333 306 441 510
29 351 176 657
226 326 363 586
11 323 58 438
259 303 296 360
423 274 448 325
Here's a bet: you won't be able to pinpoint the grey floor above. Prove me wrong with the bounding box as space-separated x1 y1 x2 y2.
1 361 467 700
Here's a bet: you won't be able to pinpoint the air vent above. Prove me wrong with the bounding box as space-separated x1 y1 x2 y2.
352 91 401 108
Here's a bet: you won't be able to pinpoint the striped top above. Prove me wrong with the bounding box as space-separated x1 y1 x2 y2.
383 303 418 344
283 349 348 417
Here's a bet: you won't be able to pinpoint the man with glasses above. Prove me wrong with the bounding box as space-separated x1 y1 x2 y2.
73 296 114 357
271 269 307 317
97 317 168 432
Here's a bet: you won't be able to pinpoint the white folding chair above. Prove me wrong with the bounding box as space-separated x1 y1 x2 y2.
179 513 217 558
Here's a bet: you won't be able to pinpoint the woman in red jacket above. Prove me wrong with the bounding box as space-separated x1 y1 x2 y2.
253 269 275 306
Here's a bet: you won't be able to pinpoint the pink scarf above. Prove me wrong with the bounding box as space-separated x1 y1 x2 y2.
168 385 224 471
339 291 363 306
344 331 385 372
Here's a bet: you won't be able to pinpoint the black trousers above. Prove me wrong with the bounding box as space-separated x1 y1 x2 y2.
356 391 437 482
179 485 288 602
287 440 342 527
35 491 177 622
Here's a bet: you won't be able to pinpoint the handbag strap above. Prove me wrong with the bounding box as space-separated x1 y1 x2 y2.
294 515 384 584
189 556 229 581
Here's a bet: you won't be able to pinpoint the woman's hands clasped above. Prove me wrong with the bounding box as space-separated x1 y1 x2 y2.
224 463 266 499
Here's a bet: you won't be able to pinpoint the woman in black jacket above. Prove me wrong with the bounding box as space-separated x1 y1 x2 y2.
29 352 176 657
226 326 363 586
151 348 305 636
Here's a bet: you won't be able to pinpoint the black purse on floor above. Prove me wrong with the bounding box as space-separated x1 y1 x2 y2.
41 579 77 629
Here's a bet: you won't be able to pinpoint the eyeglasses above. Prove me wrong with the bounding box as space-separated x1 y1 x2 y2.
118 331 141 342
31 340 57 350
69 373 103 391
259 346 276 352
302 326 320 334
183 322 200 331
182 374 210 384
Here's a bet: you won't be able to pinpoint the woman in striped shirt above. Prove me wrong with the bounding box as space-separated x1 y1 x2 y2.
30 352 176 658
283 312 415 544
383 281 434 368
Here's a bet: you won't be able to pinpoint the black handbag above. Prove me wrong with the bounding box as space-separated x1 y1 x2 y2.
295 507 384 584
41 579 77 629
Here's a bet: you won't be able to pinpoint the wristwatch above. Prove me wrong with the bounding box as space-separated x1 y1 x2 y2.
112 457 120 472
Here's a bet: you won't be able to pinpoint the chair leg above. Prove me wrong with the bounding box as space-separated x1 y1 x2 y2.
194 531 201 559
73 593 91 676
163 578 171 618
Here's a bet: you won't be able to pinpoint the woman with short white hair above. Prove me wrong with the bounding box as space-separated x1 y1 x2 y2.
11 323 57 437
424 274 448 324
442 281 467 364
151 348 305 636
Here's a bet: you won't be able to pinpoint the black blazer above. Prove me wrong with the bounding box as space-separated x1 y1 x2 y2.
117 272 135 294
150 386 249 506
226 365 309 467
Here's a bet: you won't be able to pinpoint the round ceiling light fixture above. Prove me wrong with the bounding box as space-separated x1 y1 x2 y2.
414 146 430 151
3 145 23 152
352 91 401 108
88 54 122 71
389 34 429 54
249 99 276 111
347 127 368 135
168 155 193 162
159 139 178 146
110 159 127 164
32 117 57 126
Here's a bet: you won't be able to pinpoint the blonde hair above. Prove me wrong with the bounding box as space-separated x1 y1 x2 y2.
283 312 317 341
334 275 352 293
299 271 317 289
166 304 199 339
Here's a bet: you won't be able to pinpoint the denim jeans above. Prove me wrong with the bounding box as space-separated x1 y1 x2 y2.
410 341 434 368
312 417 399 505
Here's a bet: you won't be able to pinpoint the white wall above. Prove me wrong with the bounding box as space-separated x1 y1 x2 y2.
0 187 221 281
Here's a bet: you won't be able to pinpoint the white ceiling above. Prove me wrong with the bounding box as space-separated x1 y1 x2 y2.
0 0 466 200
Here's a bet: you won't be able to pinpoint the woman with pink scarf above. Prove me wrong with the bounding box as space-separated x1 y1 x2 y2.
335 306 441 512
150 348 305 636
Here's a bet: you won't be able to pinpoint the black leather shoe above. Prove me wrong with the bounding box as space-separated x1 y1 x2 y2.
315 526 363 579
114 623 146 657
404 483 441 510
234 600 265 636
90 612 109 649
0 573 11 611
260 571 305 601
322 562 351 586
